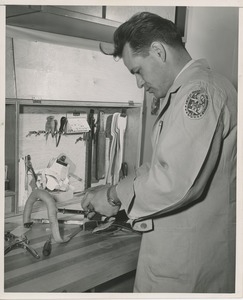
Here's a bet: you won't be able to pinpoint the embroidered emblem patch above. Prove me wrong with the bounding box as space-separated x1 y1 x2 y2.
185 89 208 119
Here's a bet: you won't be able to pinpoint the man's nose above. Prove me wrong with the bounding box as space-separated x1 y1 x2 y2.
135 74 145 89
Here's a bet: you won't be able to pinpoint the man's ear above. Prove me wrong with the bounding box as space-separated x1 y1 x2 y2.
151 42 166 62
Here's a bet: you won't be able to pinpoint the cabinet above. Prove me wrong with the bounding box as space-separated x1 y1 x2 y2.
5 17 144 217
106 6 175 23
5 99 142 216
6 6 178 43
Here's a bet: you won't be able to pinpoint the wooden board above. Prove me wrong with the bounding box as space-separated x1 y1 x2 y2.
4 223 141 293
13 38 143 103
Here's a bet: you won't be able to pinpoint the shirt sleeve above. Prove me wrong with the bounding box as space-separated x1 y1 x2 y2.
117 82 227 220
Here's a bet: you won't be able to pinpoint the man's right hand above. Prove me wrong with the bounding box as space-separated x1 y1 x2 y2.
81 185 120 219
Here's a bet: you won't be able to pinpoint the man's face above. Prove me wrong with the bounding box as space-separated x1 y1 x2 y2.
122 43 173 99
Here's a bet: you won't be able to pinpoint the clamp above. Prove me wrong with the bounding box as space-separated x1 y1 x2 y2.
4 232 40 259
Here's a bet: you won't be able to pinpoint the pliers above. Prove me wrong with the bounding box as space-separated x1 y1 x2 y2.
4 232 40 259
56 116 67 147
25 154 38 182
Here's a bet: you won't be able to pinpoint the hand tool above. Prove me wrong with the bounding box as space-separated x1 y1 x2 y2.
36 130 46 136
45 116 55 141
30 218 84 225
25 155 38 184
86 109 95 188
105 114 113 180
96 110 106 180
54 119 58 144
50 118 56 137
57 208 88 215
4 232 40 259
26 131 38 137
66 225 83 242
106 113 119 184
75 136 83 144
114 112 127 184
24 207 88 229
42 235 52 256
91 122 98 183
120 162 128 179
56 116 67 147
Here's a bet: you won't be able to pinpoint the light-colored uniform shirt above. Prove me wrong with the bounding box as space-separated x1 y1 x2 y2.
117 59 237 293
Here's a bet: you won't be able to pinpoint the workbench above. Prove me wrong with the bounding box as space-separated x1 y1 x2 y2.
4 214 141 293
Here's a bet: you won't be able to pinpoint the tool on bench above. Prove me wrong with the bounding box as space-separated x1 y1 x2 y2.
56 116 67 147
57 208 88 215
30 218 84 225
4 232 40 259
66 225 84 241
42 226 82 257
24 207 88 228
42 235 52 257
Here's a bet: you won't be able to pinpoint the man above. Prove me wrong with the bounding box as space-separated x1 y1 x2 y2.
82 12 237 293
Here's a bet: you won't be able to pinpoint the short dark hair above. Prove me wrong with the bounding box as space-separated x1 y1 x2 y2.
107 11 184 58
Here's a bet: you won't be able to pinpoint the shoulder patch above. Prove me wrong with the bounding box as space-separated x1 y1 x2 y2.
185 88 208 119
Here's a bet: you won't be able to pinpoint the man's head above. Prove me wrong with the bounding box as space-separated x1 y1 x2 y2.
112 11 184 59
103 12 191 99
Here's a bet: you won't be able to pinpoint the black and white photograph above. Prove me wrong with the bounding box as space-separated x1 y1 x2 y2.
1 1 242 299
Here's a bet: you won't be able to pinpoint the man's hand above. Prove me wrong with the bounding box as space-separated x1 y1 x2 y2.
81 185 121 219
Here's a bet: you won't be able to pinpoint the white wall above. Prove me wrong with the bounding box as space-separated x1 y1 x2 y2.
185 7 238 89
141 6 239 165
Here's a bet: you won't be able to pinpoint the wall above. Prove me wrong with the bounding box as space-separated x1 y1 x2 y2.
6 26 143 103
185 7 238 89
141 6 239 164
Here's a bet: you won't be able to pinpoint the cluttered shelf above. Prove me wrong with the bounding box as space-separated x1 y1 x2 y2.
5 99 142 217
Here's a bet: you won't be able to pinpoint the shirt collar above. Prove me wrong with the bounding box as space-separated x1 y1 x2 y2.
174 59 195 82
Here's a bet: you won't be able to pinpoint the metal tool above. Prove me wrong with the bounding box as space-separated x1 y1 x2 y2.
57 208 87 215
4 232 40 259
30 218 84 225
66 225 83 242
26 130 38 137
25 154 38 183
54 119 58 144
96 110 106 180
42 235 52 256
92 119 98 183
45 116 55 141
106 113 119 184
86 109 95 187
114 112 127 184
120 162 128 179
56 116 67 147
